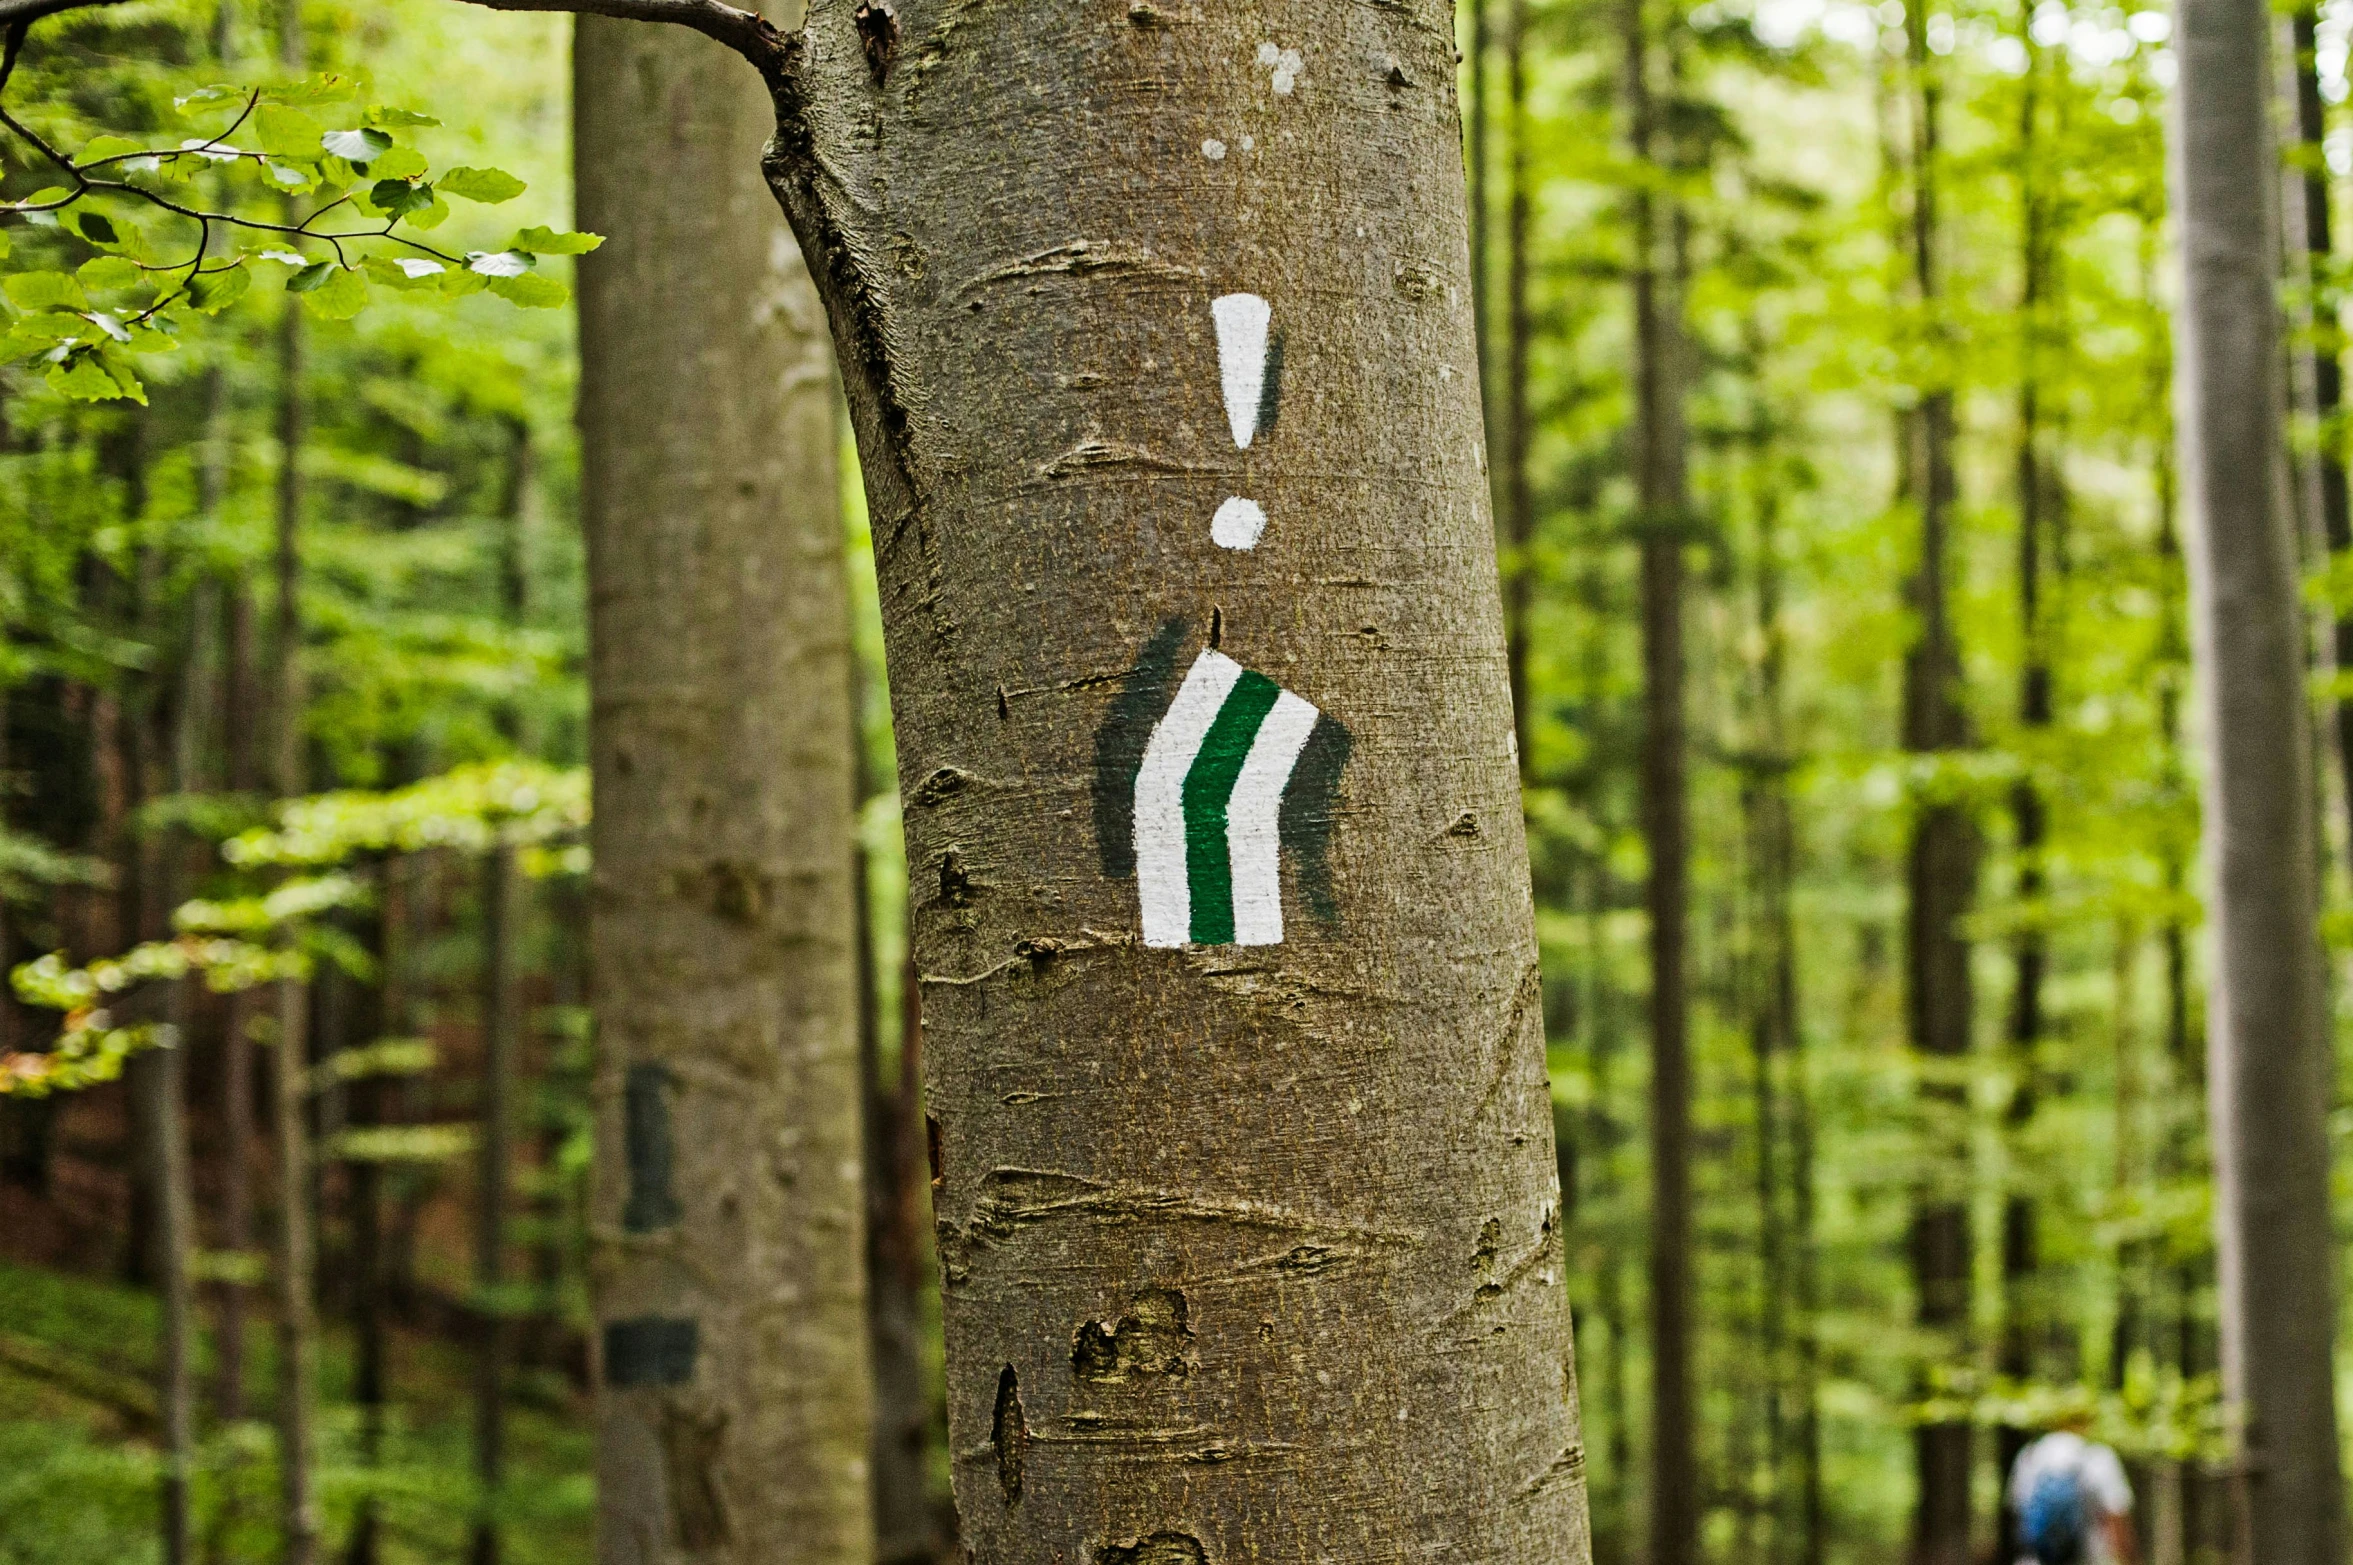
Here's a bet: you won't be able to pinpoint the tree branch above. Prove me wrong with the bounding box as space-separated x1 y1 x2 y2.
447 0 785 72
0 0 786 76
0 0 134 25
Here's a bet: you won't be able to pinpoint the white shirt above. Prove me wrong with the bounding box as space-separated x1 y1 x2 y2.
2009 1432 2134 1563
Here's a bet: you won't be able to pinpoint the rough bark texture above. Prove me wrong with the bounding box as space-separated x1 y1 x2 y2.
731 0 1591 1556
2168 2 2349 1559
574 15 875 1565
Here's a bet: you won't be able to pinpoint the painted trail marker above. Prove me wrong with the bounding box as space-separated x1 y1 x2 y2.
1092 622 1350 948
1213 292 1272 448
1210 292 1279 550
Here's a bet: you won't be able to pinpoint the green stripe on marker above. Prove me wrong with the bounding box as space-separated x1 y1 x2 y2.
1181 670 1280 945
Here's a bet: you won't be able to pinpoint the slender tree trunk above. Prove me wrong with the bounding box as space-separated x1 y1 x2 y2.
869 939 939 1565
268 18 314 1559
200 354 258 1430
629 0 1603 1551
1470 0 1491 412
575 15 875 1564
2287 8 2353 883
2169 1 2348 1557
1999 36 2049 1547
345 859 397 1565
2108 925 2144 1388
1628 0 1695 1558
1502 0 1533 773
469 408 533 1565
1895 8 1976 1561
272 968 319 1565
1748 416 1800 1563
467 844 516 1565
861 663 941 1565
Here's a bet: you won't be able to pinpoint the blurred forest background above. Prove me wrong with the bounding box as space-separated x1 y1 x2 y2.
0 0 2322 1561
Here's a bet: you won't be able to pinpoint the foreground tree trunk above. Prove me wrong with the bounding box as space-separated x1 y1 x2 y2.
2168 2 2348 1559
666 0 1595 1555
574 15 875 1563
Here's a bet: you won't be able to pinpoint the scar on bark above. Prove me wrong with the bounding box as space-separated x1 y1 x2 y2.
1473 1216 1504 1297
1072 1287 1193 1382
926 1112 943 1190
853 0 899 81
991 1364 1027 1503
1095 1533 1207 1565
938 848 973 906
659 1403 731 1550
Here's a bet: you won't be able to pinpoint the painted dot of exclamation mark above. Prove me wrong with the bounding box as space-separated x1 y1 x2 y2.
1211 291 1279 550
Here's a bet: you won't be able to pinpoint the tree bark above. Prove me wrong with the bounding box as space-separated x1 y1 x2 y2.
628 0 1601 1553
2169 0 2349 1557
1628 1 1694 1559
574 13 875 1564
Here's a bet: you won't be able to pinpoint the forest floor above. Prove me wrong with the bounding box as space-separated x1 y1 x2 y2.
0 1257 593 1565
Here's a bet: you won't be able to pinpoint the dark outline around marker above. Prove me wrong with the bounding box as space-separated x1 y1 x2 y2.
1091 617 1349 933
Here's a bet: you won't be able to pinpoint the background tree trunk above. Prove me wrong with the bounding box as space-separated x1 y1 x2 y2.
1628 1 1696 1559
1999 32 2050 1549
270 14 316 1555
574 13 875 1564
470 843 516 1565
2169 0 2349 1558
1502 0 1533 772
2287 6 2353 879
271 969 319 1565
747 0 1592 1555
1899 7 1976 1559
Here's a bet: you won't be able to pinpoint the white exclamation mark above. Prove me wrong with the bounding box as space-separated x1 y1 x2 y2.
1212 292 1272 550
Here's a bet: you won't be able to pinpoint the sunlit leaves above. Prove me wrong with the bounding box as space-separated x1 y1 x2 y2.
437 165 525 203
0 69 589 399
511 225 601 256
5 271 85 312
320 125 394 163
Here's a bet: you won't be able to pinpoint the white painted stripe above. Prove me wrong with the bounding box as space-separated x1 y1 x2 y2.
1225 690 1319 947
1212 292 1270 449
1134 650 1243 948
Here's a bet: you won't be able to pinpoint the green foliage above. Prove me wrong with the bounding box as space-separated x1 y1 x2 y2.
225 759 587 865
0 26 594 404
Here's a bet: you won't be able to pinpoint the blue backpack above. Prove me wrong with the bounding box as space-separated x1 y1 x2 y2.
2021 1465 2090 1564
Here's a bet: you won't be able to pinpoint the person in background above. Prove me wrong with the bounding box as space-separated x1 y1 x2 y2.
2008 1416 2138 1565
